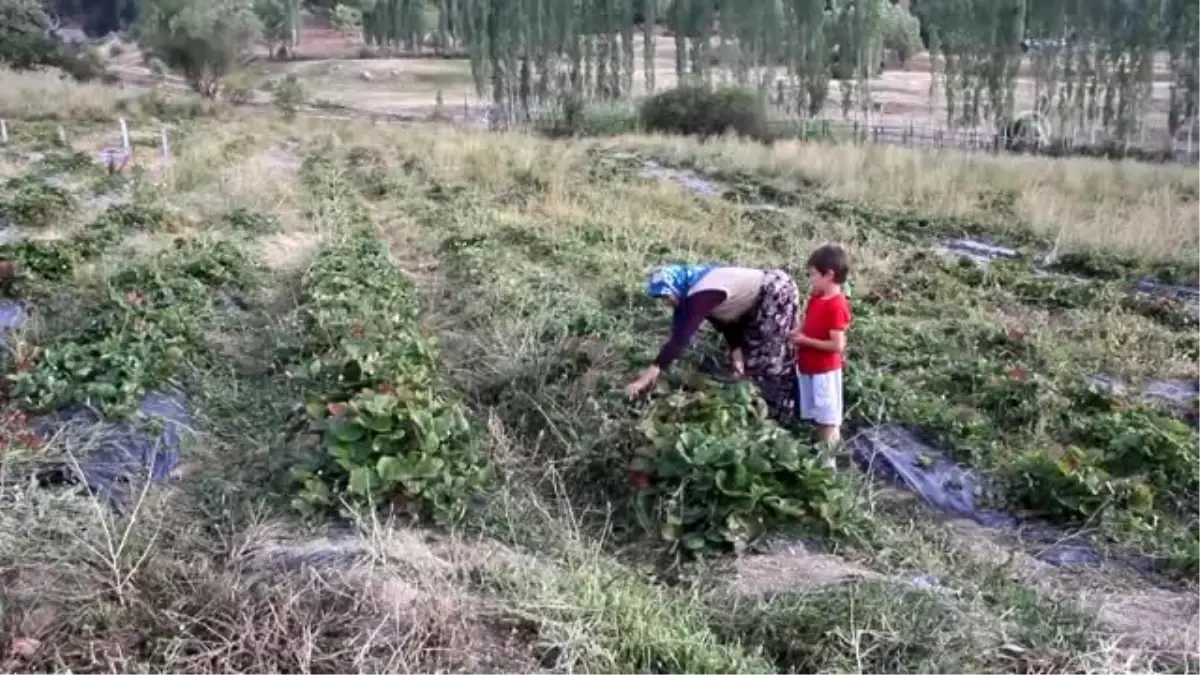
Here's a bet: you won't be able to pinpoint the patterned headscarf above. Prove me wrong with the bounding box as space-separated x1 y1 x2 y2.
645 264 717 299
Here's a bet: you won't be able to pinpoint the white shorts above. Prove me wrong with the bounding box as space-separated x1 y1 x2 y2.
797 369 843 426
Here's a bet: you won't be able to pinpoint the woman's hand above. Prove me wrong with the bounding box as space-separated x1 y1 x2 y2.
730 348 745 378
625 365 661 398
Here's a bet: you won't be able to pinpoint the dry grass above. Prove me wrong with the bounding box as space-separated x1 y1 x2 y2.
247 118 1194 261
0 67 131 122
599 133 1199 260
0 479 542 673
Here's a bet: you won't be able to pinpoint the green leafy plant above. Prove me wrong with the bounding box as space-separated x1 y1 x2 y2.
9 239 256 416
631 379 859 557
1 177 76 229
272 73 305 120
222 206 277 232
1007 446 1154 522
1069 410 1199 515
0 240 77 285
1005 405 1199 527
30 151 98 178
288 232 491 526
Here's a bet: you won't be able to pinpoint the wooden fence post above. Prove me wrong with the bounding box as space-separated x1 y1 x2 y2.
119 117 131 152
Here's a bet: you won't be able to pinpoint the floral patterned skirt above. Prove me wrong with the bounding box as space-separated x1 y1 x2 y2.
743 269 800 422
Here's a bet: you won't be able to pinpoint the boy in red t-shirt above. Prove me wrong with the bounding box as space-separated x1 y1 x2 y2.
793 244 852 449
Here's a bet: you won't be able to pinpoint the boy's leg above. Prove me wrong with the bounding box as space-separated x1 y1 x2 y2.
811 369 843 445
797 373 815 422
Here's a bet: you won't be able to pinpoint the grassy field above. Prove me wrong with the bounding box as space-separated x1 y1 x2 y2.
0 67 1197 673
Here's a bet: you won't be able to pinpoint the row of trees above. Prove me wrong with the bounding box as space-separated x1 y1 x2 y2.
4 0 1195 143
918 0 1198 141
440 0 1196 141
301 0 1193 142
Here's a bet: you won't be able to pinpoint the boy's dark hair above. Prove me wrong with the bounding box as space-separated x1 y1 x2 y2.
807 244 850 284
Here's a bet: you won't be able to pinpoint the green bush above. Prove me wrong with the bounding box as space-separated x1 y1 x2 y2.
137 0 262 98
880 1 923 65
0 0 65 70
630 379 860 557
289 232 492 525
272 73 305 119
639 85 773 143
537 96 640 138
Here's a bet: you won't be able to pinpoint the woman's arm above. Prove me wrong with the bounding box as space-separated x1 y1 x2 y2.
709 316 748 352
652 290 728 369
628 290 729 397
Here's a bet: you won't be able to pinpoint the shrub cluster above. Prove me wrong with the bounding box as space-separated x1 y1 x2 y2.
289 232 491 525
639 85 773 143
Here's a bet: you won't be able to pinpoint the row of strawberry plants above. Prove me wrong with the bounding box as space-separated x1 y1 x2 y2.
629 377 868 559
6 237 255 418
288 231 492 525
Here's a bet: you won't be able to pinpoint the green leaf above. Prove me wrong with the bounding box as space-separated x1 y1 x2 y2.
347 466 377 496
359 410 394 433
305 397 326 419
691 440 722 467
328 419 366 443
414 456 446 478
630 456 656 474
376 455 403 483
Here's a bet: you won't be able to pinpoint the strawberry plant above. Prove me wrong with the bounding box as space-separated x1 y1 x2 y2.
288 232 491 525
1068 410 1199 515
222 207 277 233
1005 405 1199 527
1 176 77 229
31 151 98 178
630 379 859 557
0 240 77 287
1006 446 1154 522
0 202 184 295
8 238 257 417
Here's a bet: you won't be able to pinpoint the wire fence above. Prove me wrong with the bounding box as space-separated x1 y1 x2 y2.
761 117 1200 165
3 97 1195 169
441 100 1200 165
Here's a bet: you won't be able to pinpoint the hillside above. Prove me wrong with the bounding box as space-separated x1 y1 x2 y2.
0 63 1196 673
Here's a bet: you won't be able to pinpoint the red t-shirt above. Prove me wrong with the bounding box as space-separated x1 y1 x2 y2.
796 292 852 374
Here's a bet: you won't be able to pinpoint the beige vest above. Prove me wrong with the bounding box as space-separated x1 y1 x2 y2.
689 267 765 322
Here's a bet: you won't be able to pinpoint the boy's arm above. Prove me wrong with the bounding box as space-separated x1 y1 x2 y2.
796 330 845 352
795 298 850 352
